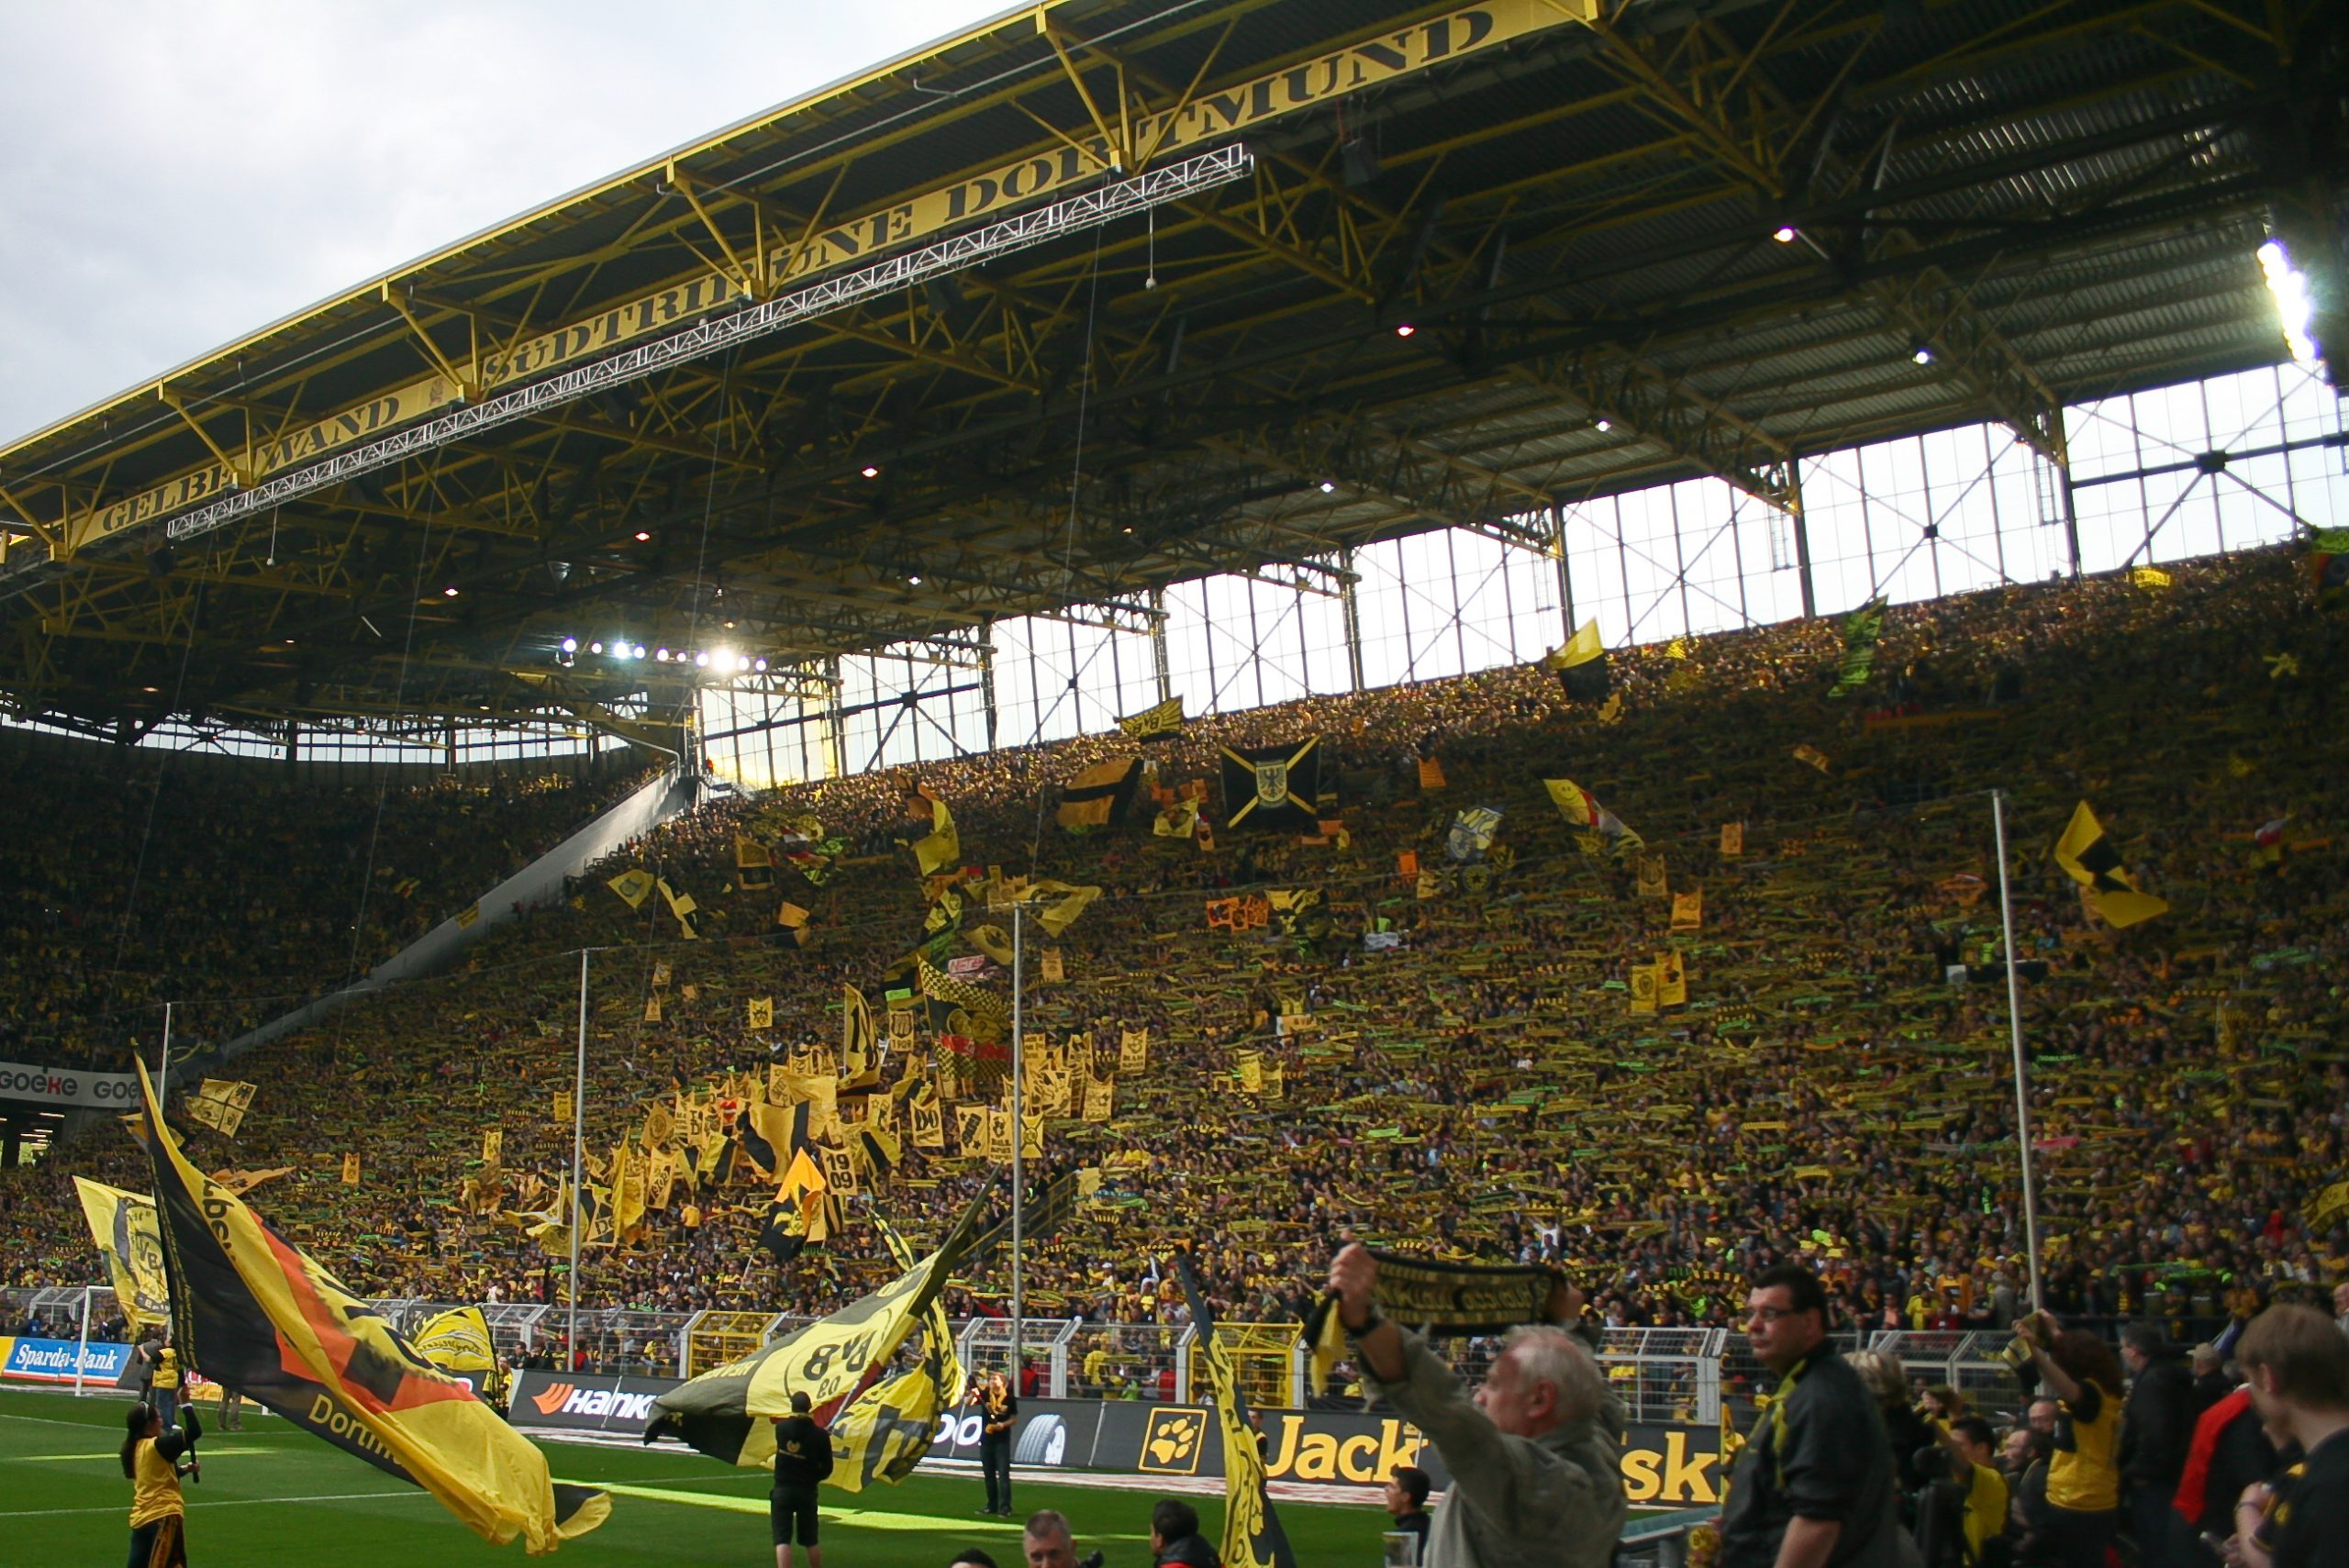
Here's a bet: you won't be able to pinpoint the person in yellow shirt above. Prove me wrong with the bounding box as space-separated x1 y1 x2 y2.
2015 1311 2123 1566
119 1398 200 1568
149 1331 182 1429
1944 1416 2010 1564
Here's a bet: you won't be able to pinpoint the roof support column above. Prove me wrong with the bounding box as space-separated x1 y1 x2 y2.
1148 588 1173 705
1338 547 1365 695
1788 458 1817 620
1551 505 1576 636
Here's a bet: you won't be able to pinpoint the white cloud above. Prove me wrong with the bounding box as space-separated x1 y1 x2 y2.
0 0 1008 447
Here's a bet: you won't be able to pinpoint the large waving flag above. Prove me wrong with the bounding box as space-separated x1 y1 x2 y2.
72 1177 171 1328
825 1218 968 1492
135 1062 608 1554
1174 1254 1298 1568
648 1185 990 1469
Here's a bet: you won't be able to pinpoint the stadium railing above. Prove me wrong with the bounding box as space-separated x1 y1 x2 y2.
9 1285 2116 1430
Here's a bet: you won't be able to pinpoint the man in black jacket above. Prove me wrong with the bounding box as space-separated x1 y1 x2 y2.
1150 1497 1221 1566
2118 1322 2196 1568
770 1391 832 1568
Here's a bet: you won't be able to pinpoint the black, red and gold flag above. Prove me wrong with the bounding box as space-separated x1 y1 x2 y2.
135 1062 608 1552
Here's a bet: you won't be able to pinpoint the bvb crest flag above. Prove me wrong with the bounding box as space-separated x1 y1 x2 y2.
606 868 655 909
649 1186 990 1468
825 1218 968 1492
1219 737 1322 832
1117 694 1186 742
134 1062 609 1552
735 836 775 891
1543 617 1609 702
1055 757 1141 832
72 1177 171 1328
2053 801 2169 929
1174 1255 1299 1568
412 1307 508 1406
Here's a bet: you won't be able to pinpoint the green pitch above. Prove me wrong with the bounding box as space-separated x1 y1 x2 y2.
0 1386 1386 1566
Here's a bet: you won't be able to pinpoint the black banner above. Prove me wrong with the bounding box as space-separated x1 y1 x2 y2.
522 1371 1727 1506
510 1370 678 1433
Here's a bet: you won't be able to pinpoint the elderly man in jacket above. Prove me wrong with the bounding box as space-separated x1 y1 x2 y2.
1328 1242 1627 1568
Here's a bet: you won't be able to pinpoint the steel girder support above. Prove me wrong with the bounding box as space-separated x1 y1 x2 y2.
1515 348 1799 513
1865 268 2068 464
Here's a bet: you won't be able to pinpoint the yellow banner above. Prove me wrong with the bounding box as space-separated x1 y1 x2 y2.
48 1 1586 561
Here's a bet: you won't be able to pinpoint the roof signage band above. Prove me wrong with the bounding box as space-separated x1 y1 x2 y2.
161 146 1254 545
42 0 1588 564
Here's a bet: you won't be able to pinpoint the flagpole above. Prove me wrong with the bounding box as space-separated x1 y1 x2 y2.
1991 790 2046 1313
570 947 589 1368
1009 900 1025 1393
158 1000 172 1084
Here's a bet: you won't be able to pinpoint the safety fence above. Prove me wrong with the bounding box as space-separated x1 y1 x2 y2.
5 1286 2051 1426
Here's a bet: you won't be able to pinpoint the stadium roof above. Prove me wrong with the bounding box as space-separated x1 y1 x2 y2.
0 0 2328 747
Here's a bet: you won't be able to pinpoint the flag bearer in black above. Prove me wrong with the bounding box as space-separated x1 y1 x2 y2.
771 1390 832 1568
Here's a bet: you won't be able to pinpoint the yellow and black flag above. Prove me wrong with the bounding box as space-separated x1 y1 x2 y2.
735 836 775 891
135 1062 608 1552
825 1218 966 1492
72 1177 170 1329
1055 756 1141 832
909 794 960 878
1543 617 1609 702
1174 1254 1299 1568
2053 801 2169 929
411 1306 508 1407
1117 694 1186 742
1219 737 1322 832
649 1185 991 1468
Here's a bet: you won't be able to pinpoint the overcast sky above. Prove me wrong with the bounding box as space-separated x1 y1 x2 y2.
0 1 1008 449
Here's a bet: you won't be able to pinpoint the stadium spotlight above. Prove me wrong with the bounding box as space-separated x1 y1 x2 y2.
752 657 769 673
908 573 924 586
1773 225 1798 243
1594 417 1613 432
655 648 672 662
694 651 710 668
1910 342 1936 366
2258 239 2321 366
1395 322 1417 338
588 640 604 654
629 644 646 660
561 637 578 653
1319 480 1337 494
633 529 651 542
861 464 881 479
441 585 460 597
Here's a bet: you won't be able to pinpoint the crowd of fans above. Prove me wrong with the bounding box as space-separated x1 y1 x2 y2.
3 547 2343 1428
0 738 654 1067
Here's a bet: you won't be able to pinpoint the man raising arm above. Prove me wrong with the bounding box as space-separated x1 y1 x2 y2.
1328 1240 1627 1568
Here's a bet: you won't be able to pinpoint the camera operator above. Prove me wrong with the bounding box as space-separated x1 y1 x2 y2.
1907 1423 1976 1567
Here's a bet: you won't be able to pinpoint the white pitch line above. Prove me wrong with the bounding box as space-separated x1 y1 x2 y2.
0 1491 429 1518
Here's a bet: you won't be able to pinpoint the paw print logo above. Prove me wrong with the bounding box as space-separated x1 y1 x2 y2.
1140 1409 1208 1474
